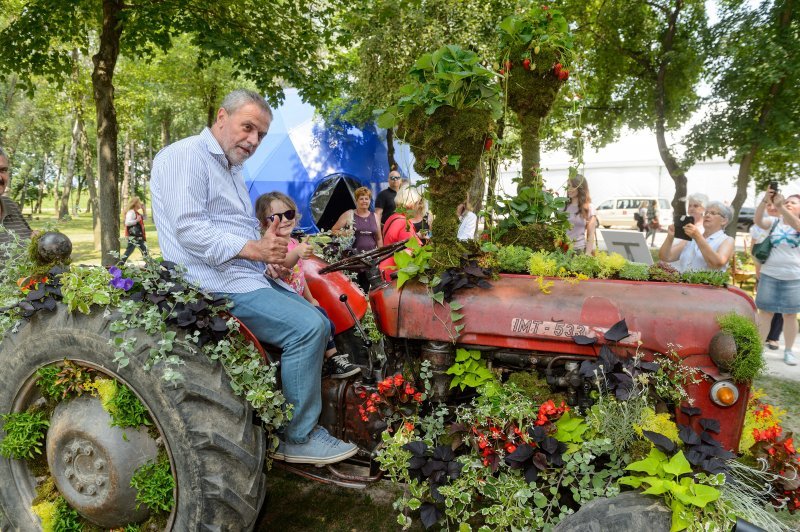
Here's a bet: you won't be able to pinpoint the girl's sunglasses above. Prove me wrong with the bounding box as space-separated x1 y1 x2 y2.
268 209 296 223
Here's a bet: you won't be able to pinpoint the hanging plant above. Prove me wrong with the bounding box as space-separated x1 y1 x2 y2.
498 6 575 188
378 44 503 269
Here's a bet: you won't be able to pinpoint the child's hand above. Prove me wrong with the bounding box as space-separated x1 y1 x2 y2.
296 240 314 260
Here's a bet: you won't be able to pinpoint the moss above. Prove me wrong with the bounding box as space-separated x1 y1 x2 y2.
496 245 533 273
499 223 564 253
717 312 765 383
27 230 71 276
32 476 59 505
633 408 680 443
507 371 565 405
31 500 59 532
505 53 566 188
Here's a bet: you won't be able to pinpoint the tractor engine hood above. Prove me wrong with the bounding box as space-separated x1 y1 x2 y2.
370 274 756 358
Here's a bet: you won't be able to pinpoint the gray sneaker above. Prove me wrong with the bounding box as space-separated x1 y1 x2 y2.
785 350 798 366
271 426 358 465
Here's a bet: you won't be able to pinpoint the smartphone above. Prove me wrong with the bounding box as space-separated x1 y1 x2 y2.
769 181 779 193
673 215 694 241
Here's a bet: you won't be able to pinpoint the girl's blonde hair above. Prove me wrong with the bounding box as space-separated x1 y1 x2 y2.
255 191 300 229
126 196 143 211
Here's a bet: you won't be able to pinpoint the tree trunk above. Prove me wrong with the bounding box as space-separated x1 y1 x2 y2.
161 109 172 148
79 114 101 250
206 84 218 128
726 1 792 236
74 174 85 214
655 0 688 219
52 144 66 214
16 164 32 212
120 134 131 217
92 0 123 266
386 127 397 171
59 115 81 220
33 153 48 214
484 119 504 229
518 112 542 189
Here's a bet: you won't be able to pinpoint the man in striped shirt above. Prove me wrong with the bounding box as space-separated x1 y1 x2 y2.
150 89 357 466
0 147 33 247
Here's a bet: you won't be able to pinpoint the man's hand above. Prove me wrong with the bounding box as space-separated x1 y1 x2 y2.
266 263 292 281
240 219 289 263
260 219 289 263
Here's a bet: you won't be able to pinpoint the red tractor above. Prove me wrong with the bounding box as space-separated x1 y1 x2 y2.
0 239 756 530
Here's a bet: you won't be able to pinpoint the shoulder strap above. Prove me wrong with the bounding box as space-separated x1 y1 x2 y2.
382 215 402 239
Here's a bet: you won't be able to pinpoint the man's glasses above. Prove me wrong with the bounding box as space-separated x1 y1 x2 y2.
268 209 296 222
389 176 402 181
704 211 722 217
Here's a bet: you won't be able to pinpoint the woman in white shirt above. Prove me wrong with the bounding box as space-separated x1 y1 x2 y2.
658 200 734 272
457 199 477 241
120 196 149 263
753 192 800 366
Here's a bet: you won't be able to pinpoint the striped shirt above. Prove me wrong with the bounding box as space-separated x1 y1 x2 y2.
0 196 33 246
150 128 272 294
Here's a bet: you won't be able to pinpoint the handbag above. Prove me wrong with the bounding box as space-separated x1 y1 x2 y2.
127 220 144 238
753 220 779 262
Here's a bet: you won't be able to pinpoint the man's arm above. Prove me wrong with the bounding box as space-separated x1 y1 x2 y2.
152 148 284 265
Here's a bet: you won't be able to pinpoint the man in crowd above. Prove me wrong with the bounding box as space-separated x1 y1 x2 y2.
150 89 357 466
374 168 403 227
0 146 33 246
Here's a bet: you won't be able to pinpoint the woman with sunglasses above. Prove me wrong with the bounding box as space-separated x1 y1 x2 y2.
255 191 361 379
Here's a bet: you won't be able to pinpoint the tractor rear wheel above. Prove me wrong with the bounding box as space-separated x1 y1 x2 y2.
0 305 267 530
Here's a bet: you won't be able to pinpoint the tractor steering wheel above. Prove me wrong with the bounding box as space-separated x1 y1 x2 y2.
319 240 409 274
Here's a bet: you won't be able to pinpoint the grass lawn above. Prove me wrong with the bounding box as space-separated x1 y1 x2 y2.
26 206 161 264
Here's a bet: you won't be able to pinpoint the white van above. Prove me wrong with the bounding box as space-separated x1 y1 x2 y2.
595 197 673 229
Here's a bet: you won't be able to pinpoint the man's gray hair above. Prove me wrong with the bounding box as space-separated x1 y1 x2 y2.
0 146 7 160
707 200 732 222
686 193 709 208
220 89 273 119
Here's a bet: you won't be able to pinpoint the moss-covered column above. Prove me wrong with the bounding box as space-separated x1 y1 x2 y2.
518 112 542 188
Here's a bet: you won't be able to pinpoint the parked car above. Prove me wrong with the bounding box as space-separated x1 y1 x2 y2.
736 207 755 232
595 197 673 229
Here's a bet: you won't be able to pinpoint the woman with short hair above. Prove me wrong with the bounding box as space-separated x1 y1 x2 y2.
331 187 383 292
659 200 734 272
379 185 425 280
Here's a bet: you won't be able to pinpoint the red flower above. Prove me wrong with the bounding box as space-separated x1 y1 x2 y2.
404 422 414 432
404 384 415 396
393 374 404 386
505 443 517 454
413 392 423 402
784 438 796 455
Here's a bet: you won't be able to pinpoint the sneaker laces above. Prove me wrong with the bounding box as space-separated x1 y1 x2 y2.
312 426 346 448
332 354 352 368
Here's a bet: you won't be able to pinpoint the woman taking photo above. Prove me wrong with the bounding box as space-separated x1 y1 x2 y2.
564 175 596 255
331 187 383 292
658 201 734 273
753 191 800 366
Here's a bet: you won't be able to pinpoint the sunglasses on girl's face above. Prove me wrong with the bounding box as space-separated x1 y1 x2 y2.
268 209 296 222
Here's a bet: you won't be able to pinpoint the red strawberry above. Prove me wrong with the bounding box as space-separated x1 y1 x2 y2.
522 58 531 70
558 69 569 81
499 68 506 75
542 4 549 10
484 138 493 151
554 62 563 73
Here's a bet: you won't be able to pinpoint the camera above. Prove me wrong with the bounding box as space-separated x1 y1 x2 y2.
673 214 694 241
768 181 779 193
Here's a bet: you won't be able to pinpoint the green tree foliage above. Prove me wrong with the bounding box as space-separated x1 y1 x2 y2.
565 0 708 217
686 0 800 235
0 0 343 264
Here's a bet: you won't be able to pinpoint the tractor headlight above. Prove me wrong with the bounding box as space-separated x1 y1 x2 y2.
709 380 739 407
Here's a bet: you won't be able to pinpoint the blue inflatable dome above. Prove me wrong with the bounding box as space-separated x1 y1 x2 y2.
243 89 418 233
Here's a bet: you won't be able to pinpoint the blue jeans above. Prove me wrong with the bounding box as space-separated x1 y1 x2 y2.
223 279 328 444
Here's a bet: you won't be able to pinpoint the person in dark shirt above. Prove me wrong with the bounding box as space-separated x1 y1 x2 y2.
0 147 33 247
374 169 403 226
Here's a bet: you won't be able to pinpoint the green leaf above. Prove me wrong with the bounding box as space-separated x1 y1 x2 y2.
449 301 464 311
450 312 464 322
455 348 471 362
407 498 421 510
663 451 692 478
431 291 445 304
625 448 667 476
688 483 720 507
